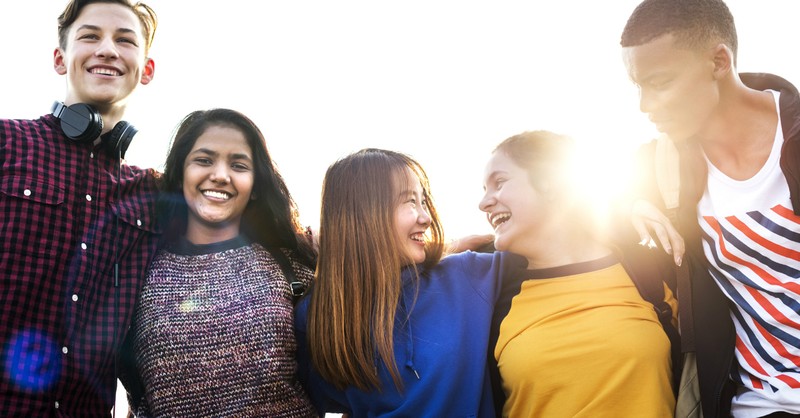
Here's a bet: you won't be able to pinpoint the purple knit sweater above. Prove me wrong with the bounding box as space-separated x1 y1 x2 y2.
131 237 316 417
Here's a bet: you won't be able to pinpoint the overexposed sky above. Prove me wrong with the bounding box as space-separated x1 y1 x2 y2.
2 1 798 238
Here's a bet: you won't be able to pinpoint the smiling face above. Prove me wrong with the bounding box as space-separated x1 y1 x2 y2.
393 169 432 265
54 2 154 109
622 33 720 142
479 150 553 254
182 125 255 243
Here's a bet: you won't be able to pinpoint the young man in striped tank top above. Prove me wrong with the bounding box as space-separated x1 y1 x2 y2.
620 0 800 417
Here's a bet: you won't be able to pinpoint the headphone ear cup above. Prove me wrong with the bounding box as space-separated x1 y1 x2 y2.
106 121 137 159
59 103 103 143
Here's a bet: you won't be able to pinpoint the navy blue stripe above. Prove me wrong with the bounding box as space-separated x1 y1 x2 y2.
749 210 800 242
702 226 800 314
716 216 800 277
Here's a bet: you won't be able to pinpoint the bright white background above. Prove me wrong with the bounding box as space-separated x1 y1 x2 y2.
1 1 798 415
2 1 798 239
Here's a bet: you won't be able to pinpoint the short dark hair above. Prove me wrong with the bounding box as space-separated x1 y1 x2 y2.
57 0 158 54
620 0 737 63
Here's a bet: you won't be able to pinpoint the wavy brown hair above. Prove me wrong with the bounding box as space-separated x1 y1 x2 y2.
307 148 445 391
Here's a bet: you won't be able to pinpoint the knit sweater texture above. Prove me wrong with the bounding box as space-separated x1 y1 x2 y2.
131 237 316 417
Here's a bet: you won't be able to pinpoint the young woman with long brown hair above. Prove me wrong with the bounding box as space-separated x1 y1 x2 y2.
294 148 520 417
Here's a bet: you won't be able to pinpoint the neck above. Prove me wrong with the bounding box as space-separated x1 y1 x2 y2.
698 86 778 180
184 226 241 246
517 221 612 270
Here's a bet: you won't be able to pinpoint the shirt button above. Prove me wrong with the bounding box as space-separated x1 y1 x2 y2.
86 194 92 202
90 152 95 159
81 242 88 250
62 346 68 354
136 219 142 227
72 294 79 302
55 401 60 409
23 189 32 196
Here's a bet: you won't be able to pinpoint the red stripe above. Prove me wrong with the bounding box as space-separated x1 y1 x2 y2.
726 215 800 260
744 286 800 330
736 334 767 390
704 216 800 298
773 204 800 222
752 319 800 368
776 374 800 389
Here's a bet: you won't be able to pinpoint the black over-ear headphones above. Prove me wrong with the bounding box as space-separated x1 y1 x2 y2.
51 101 137 159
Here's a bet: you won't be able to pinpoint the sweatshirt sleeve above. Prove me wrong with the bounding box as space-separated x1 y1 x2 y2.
294 296 351 416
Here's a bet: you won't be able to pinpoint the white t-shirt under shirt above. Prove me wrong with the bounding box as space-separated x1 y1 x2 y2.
698 90 800 417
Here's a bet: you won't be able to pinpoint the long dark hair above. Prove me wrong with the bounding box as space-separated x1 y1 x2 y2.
158 108 315 267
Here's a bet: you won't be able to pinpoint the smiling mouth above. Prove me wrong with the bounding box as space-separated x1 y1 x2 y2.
203 190 231 200
410 232 426 243
89 67 121 76
490 213 510 229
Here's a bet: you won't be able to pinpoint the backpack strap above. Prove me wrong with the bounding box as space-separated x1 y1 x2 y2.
617 244 682 393
266 248 307 305
655 135 696 353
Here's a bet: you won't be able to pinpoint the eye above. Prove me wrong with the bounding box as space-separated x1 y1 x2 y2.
649 79 672 90
495 178 507 189
78 33 99 41
193 157 212 166
117 36 138 46
232 162 251 171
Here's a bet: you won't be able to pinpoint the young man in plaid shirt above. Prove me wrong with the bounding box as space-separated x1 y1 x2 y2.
0 1 160 416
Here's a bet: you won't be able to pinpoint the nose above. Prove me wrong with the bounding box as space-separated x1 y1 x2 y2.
478 191 494 213
210 164 230 184
638 87 655 115
95 36 119 59
418 207 432 226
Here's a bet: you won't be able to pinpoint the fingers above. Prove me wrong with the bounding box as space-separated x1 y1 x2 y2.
667 227 685 266
632 218 655 249
630 200 685 266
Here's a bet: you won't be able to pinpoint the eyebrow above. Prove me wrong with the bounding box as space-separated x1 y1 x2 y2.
190 148 253 161
485 170 507 181
482 170 508 189
397 189 415 199
76 24 138 37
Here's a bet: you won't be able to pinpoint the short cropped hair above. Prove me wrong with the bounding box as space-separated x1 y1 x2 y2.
57 0 158 54
620 0 737 63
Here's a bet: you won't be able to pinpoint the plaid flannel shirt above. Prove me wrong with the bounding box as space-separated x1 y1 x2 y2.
0 114 161 417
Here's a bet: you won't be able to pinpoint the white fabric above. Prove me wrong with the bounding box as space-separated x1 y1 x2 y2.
699 91 800 417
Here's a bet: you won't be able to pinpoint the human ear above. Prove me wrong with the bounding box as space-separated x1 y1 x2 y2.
53 48 67 75
140 58 155 85
711 43 733 79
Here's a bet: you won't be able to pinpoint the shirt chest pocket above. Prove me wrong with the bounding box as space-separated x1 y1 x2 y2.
0 175 65 205
0 175 67 257
0 175 66 255
109 188 162 235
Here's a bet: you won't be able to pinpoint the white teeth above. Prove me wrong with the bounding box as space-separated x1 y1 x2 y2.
90 68 120 76
203 190 230 200
410 233 425 242
490 213 511 228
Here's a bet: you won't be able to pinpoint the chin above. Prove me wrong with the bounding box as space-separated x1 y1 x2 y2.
492 236 509 252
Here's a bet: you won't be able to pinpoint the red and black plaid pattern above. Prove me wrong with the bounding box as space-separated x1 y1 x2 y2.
0 115 161 417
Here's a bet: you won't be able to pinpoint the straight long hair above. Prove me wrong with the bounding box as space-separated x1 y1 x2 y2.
307 148 444 391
